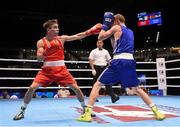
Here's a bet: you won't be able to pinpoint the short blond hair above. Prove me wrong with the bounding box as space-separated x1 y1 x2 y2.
114 14 125 23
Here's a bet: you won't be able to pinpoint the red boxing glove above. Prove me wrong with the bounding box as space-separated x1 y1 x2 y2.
85 23 102 36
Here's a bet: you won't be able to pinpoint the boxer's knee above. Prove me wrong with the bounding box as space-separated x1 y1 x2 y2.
30 82 41 91
24 83 41 104
68 84 79 93
93 81 102 89
24 87 36 104
28 86 36 93
132 87 144 95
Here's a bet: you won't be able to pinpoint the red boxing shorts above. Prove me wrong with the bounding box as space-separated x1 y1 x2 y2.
33 66 77 87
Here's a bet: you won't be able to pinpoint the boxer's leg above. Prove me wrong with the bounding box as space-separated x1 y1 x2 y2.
13 82 42 120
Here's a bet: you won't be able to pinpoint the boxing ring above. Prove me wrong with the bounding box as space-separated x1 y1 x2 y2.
0 58 180 127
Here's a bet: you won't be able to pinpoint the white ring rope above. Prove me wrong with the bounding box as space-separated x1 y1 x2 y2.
0 68 92 72
166 76 180 79
0 68 40 71
165 59 180 63
0 85 161 90
136 69 156 72
1 85 180 90
0 67 156 72
0 58 180 91
166 67 180 71
0 58 38 62
0 58 89 64
0 58 157 64
0 77 157 80
136 61 156 64
139 77 157 80
0 77 93 80
0 86 94 89
0 85 180 89
166 85 180 87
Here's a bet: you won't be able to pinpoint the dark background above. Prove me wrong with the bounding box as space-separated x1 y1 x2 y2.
0 0 179 50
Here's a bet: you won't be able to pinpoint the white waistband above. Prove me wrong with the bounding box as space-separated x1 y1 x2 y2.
44 60 65 66
113 53 134 60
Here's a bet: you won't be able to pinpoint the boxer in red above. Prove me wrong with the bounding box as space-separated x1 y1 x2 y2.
13 19 102 120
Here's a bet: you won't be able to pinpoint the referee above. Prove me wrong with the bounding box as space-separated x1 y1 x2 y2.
89 40 119 103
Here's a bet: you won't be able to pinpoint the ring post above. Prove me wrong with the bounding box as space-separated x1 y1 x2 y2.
156 58 167 96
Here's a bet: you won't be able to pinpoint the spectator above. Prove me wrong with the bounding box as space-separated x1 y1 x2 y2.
54 88 70 98
0 90 10 99
10 95 19 99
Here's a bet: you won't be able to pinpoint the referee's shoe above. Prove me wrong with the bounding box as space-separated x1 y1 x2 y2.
111 94 120 103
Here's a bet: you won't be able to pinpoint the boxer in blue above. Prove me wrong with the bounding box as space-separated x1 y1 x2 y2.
77 12 165 122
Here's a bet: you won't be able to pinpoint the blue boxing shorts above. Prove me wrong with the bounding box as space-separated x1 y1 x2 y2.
98 59 140 88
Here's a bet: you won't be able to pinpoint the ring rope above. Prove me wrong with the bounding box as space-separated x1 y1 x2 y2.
0 58 89 64
0 77 157 80
0 68 92 72
1 85 179 90
1 58 180 93
0 85 160 90
0 58 156 64
136 69 156 71
3 85 180 90
166 67 180 71
0 77 93 80
0 86 94 89
0 86 115 89
136 61 156 64
166 76 180 79
0 58 38 62
0 67 156 72
166 85 180 87
165 59 180 63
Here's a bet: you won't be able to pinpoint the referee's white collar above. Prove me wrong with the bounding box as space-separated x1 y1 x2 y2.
96 48 104 50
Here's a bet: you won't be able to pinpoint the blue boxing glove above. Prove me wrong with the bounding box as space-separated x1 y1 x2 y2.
102 12 114 31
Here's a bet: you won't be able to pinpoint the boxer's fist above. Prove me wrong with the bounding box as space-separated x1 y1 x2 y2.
85 23 102 36
102 12 114 31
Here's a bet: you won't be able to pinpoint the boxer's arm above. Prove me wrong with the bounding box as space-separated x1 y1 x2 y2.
98 25 121 42
36 40 45 62
85 23 102 36
59 32 87 43
59 23 102 43
110 35 115 47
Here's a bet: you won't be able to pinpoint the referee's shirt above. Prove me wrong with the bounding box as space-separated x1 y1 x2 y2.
89 48 111 67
